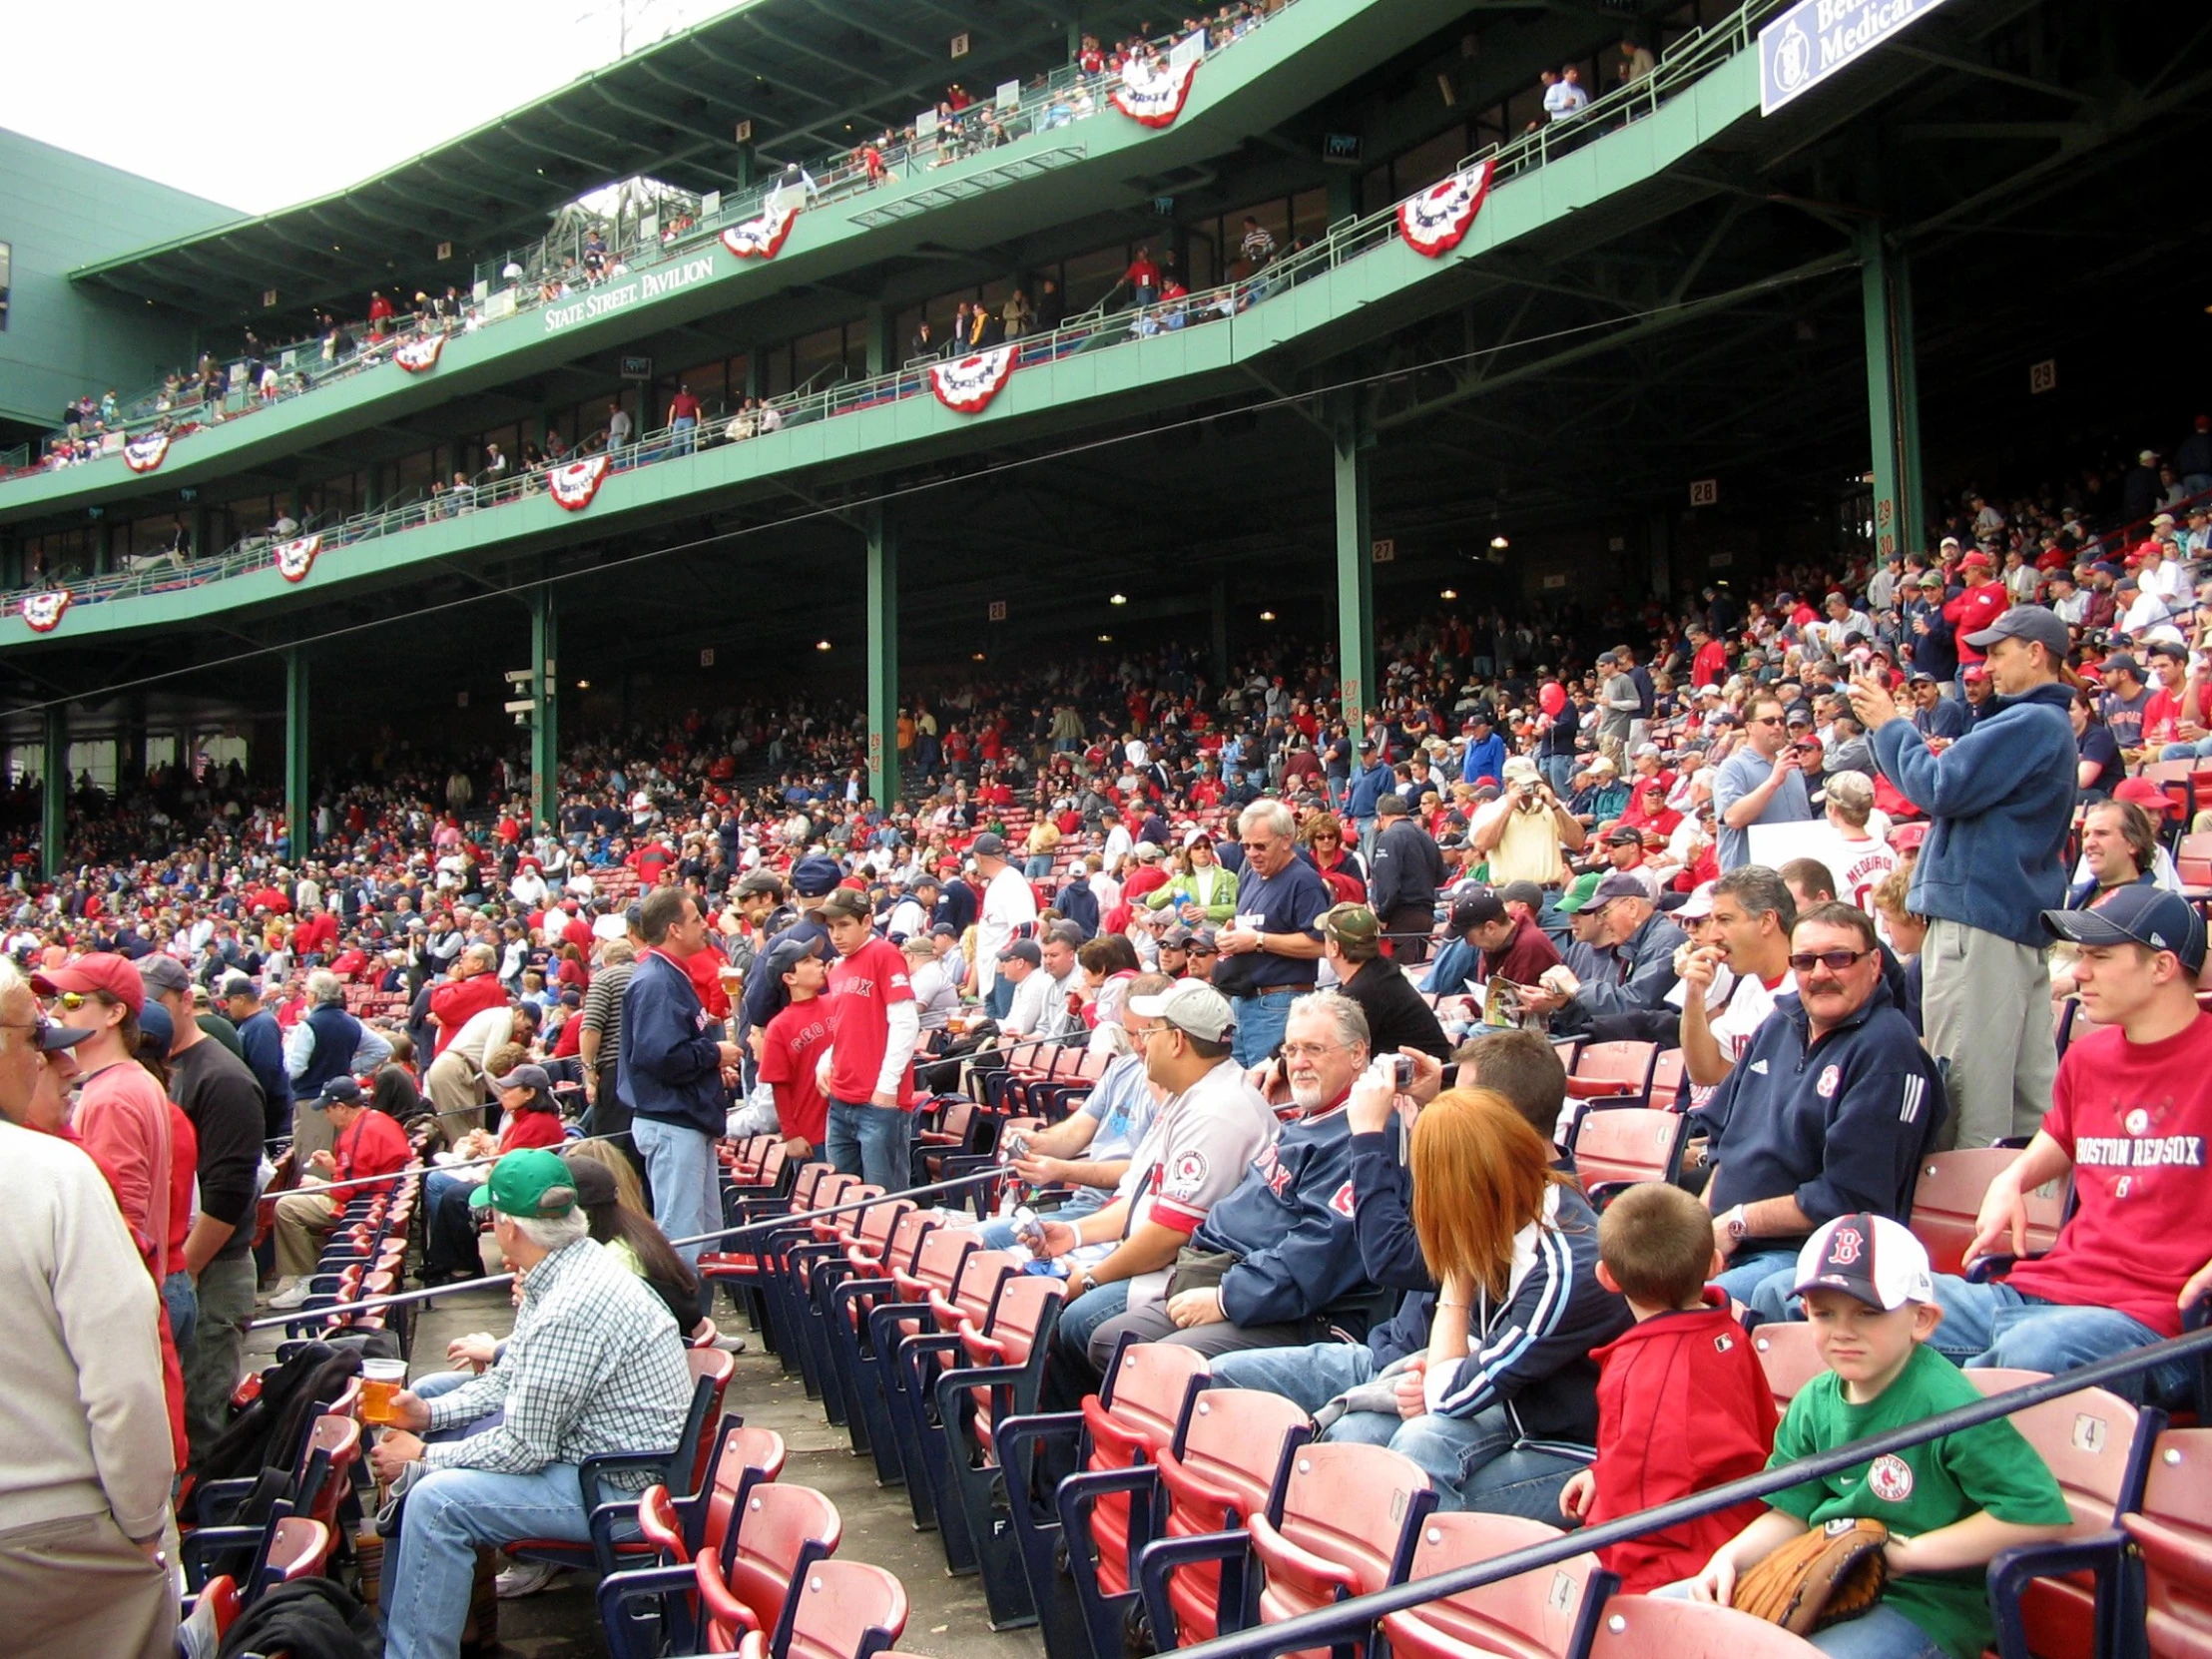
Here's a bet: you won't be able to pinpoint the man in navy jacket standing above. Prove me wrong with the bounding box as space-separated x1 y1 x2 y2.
620 887 744 1287
1853 605 2077 1147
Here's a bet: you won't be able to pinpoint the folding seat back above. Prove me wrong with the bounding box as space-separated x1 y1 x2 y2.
1566 1041 1657 1102
260 1515 334 1593
1968 1370 2153 1659
1084 1345 1211 1596
777 1558 910 1659
692 1480 844 1651
1568 1108 1688 1203
692 1423 790 1564
1750 1322 1826 1416
2125 1429 2212 1659
1378 1513 1610 1659
1587 1594 1824 1659
930 1246 1019 1333
1647 1047 1688 1110
1907 1149 2063 1277
893 1224 975 1303
1151 1387 1313 1645
1246 1442 1434 1652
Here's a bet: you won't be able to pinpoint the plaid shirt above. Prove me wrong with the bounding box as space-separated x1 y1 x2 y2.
422 1235 691 1486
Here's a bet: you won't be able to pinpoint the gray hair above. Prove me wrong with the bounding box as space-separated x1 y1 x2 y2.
306 969 345 1007
507 1207 590 1253
1242 799 1296 840
1287 990 1371 1060
1712 864 1797 933
463 943 498 971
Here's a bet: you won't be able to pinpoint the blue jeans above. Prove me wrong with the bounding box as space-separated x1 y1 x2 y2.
422 1169 482 1279
1054 1279 1133 1374
1541 755 1577 796
1924 1278 2193 1406
1711 1248 1799 1321
163 1269 198 1353
1231 992 1295 1068
828 1099 911 1191
632 1116 721 1272
1808 1603 1947 1659
671 415 697 454
1209 1343 1589 1517
2160 739 2212 761
1025 854 1055 879
411 1369 505 1442
384 1462 591 1659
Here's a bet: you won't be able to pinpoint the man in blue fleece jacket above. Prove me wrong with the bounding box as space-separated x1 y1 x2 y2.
1853 605 2077 1148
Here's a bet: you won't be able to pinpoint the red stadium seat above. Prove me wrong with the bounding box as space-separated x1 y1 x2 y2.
1908 1149 2065 1278
1244 1443 1436 1658
1379 1513 1613 1659
1568 1107 1690 1204
1144 1386 1314 1647
733 1558 908 1659
1751 1322 1826 1416
2124 1428 2212 1659
1588 1594 1824 1659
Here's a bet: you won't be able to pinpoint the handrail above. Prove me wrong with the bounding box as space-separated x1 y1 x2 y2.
3 0 1780 608
1172 1321 2212 1659
9 5 1305 479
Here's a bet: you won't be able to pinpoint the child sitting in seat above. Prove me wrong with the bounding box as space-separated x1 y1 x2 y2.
1560 1181 1778 1591
1690 1215 2072 1659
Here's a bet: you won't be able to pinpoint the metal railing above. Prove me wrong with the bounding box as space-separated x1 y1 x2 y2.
1169 1322 2212 1659
5 5 1302 485
3 0 1778 612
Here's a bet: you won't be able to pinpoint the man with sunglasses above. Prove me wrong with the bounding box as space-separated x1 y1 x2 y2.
1713 695 1815 872
1693 901 1945 1320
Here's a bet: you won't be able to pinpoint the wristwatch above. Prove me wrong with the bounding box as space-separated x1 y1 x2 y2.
1723 1203 1749 1242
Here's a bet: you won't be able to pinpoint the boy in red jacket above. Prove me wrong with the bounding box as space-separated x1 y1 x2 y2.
1559 1181 1778 1591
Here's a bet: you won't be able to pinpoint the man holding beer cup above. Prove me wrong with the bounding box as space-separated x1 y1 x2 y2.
368 1149 694 1646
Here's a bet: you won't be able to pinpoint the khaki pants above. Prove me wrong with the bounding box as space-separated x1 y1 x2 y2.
1922 916 2056 1148
273 1181 341 1278
290 1098 334 1162
424 1049 485 1137
0 1508 175 1659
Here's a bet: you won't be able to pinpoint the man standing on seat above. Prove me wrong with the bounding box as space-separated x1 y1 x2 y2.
1213 799 1332 1066
620 888 744 1282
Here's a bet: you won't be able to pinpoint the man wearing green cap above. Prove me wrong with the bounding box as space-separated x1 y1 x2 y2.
367 1149 693 1648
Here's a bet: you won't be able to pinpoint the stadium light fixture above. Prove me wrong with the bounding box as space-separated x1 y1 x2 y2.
575 680 590 690
1489 534 1509 550
1259 610 1277 622
1109 593 1128 606
816 639 832 651
1439 589 1457 601
1097 633 1114 643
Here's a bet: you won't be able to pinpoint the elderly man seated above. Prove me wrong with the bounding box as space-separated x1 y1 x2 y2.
264 1076 412 1310
368 1150 694 1650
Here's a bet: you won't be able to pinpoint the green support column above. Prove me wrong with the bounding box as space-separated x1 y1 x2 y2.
41 704 67 879
284 648 310 860
864 303 893 377
1858 221 1924 562
1332 395 1377 736
866 507 899 810
532 587 559 834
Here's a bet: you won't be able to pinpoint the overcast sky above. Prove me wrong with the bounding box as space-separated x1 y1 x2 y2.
9 0 746 216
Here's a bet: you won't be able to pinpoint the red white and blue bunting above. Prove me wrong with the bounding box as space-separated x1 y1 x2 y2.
928 346 1017 414
1110 60 1198 128
123 430 170 473
548 453 612 512
1396 160 1495 259
274 533 322 583
720 206 797 261
394 333 446 374
21 590 71 632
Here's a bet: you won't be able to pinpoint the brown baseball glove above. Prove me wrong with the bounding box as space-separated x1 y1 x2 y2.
1733 1518 1891 1635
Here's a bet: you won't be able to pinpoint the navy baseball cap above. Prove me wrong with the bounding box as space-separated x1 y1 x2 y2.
791 856 843 897
2043 885 2206 975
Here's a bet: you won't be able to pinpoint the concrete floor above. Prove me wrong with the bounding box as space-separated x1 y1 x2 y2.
253 1269 1047 1659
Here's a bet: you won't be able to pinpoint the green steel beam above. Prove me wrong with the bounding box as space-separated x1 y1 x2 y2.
866 506 899 809
1332 391 1375 735
284 647 309 859
1857 220 1924 561
41 704 66 879
532 587 559 834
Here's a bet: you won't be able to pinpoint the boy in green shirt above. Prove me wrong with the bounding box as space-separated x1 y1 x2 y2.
1691 1215 2072 1659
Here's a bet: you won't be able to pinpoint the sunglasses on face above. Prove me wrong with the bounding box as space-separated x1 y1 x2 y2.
1789 947 1874 974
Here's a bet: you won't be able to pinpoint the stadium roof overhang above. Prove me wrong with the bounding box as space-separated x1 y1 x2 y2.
65 0 1171 326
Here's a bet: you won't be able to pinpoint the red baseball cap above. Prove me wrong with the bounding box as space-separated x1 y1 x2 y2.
1889 823 1929 853
33 951 145 1016
1958 550 1992 569
2114 777 2183 820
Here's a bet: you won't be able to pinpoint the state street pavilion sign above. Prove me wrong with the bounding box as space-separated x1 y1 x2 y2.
539 255 719 336
1759 0 1951 116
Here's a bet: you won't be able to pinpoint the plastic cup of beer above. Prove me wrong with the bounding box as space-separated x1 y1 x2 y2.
361 1358 410 1426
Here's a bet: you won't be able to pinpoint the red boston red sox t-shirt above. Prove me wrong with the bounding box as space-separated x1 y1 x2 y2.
826 936 917 1109
2004 1012 2212 1338
758 995 834 1148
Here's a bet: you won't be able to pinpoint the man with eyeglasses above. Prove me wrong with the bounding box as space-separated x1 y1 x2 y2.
1214 799 1332 1067
1058 991 1378 1382
1713 695 1814 872
1692 901 1945 1320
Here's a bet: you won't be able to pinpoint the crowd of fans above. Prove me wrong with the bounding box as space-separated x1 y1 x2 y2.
6 421 2212 1653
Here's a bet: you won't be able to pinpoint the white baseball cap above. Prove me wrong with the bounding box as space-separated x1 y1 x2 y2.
1126 981 1237 1043
1792 1214 1934 1312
